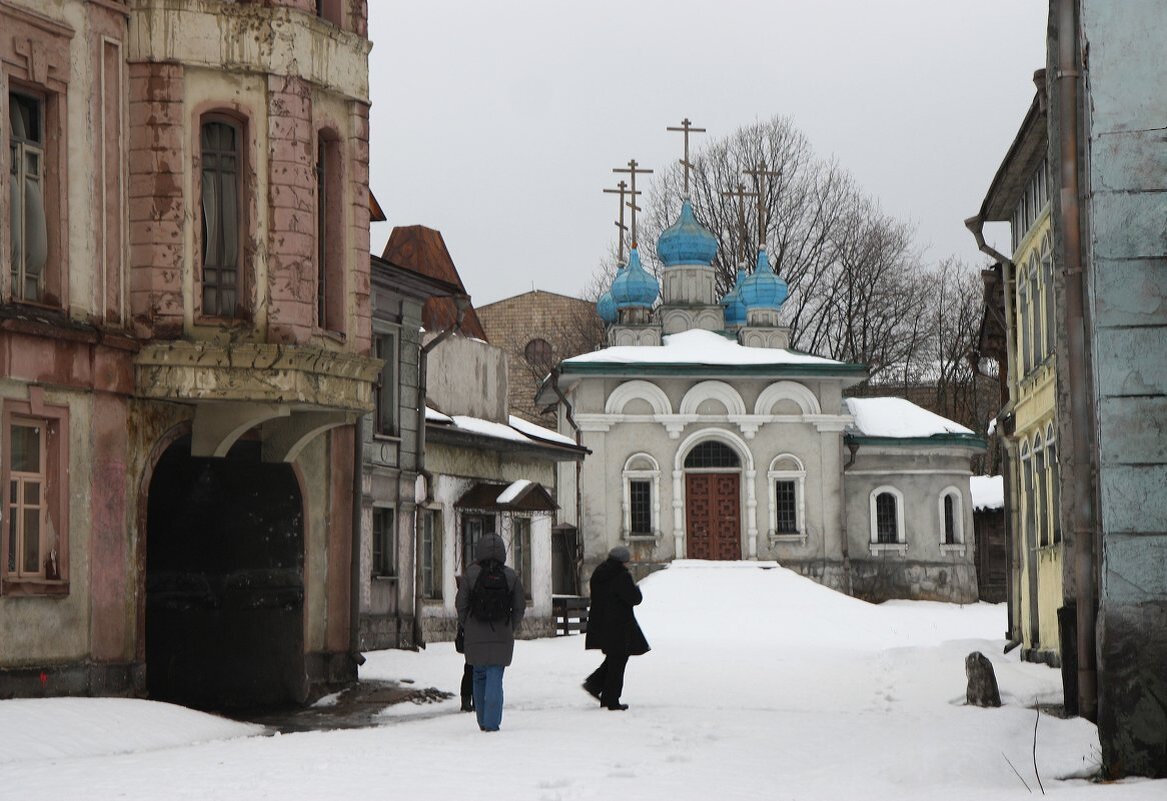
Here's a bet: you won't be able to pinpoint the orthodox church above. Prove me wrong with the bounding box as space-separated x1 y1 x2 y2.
539 194 984 603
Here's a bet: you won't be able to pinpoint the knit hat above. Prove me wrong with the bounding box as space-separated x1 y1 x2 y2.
608 546 631 563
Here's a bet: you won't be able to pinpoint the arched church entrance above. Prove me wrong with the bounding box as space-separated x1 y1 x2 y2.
683 439 742 560
145 435 305 710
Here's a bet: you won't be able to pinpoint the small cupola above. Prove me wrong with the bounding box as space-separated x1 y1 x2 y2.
656 199 718 267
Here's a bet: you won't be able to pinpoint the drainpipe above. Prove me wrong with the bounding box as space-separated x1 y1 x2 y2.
1054 0 1097 722
548 367 584 594
412 297 468 650
840 441 859 596
350 416 366 668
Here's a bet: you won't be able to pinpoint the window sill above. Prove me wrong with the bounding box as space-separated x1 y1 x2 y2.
371 433 402 443
868 543 907 556
371 574 398 583
768 532 807 546
315 328 348 346
625 532 659 543
2 578 70 597
939 544 967 556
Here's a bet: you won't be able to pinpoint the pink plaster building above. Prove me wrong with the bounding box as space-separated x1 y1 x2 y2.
0 0 377 708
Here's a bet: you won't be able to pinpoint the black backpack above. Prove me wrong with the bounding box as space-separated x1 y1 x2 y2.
470 559 513 623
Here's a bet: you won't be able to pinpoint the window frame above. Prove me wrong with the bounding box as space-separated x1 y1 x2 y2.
420 507 442 600
373 328 400 438
621 452 660 540
1 398 69 596
371 505 396 579
315 129 345 335
938 486 966 554
6 85 64 309
767 453 806 543
197 113 247 320
509 515 532 601
868 486 906 555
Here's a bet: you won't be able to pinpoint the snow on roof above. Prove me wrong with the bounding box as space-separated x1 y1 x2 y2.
496 479 533 505
425 407 453 423
970 475 1005 510
426 407 579 450
563 328 846 368
508 415 575 446
845 397 974 438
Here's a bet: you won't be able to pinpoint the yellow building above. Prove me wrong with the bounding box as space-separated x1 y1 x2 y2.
968 85 1063 665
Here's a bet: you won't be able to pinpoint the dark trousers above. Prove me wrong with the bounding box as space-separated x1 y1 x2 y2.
587 650 630 706
461 663 474 704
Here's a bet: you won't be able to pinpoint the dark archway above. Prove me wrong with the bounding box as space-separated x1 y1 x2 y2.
146 436 305 709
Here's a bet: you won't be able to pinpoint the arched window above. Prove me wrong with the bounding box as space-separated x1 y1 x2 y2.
622 453 660 538
1034 432 1049 547
767 454 806 541
869 486 906 551
316 128 344 333
1041 234 1055 360
1045 422 1061 544
1020 442 1034 551
939 487 964 549
684 440 740 469
200 116 244 318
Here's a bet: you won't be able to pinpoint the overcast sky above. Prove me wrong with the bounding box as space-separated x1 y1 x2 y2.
367 1 1048 307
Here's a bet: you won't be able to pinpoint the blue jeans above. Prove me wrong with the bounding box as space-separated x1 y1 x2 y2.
472 664 505 731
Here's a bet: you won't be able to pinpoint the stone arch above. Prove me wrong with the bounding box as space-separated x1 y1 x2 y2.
604 380 672 416
679 380 746 416
754 381 821 416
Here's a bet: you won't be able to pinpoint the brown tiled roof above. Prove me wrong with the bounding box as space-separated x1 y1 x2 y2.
381 225 487 340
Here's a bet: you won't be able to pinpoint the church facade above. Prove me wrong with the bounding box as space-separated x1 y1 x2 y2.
540 198 984 603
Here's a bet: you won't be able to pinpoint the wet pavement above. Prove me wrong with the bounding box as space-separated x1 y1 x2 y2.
228 679 455 734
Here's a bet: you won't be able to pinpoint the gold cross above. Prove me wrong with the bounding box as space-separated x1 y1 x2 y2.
667 117 706 197
603 180 638 264
613 159 654 249
720 182 759 264
744 162 781 247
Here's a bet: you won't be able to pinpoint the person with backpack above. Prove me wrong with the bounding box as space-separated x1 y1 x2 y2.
455 532 525 732
582 546 649 711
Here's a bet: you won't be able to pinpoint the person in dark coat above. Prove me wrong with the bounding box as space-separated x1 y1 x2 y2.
583 546 649 710
455 532 525 732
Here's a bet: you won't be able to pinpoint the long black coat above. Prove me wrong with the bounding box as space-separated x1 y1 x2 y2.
585 557 649 656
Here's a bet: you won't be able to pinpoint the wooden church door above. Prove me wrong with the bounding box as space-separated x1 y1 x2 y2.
685 473 741 560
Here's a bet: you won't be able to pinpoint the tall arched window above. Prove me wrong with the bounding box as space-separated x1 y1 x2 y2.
1020 442 1034 552
939 487 965 550
1041 234 1055 360
869 486 906 551
1034 432 1049 547
1046 422 1061 545
622 453 660 538
767 454 806 541
316 129 345 333
200 116 243 318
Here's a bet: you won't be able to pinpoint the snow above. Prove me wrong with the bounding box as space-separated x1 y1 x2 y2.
495 478 533 505
508 414 576 446
971 475 1005 510
564 328 848 367
4 561 1163 801
846 396 975 438
426 407 577 449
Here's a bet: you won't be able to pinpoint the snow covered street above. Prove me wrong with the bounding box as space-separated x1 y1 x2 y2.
2 562 1162 801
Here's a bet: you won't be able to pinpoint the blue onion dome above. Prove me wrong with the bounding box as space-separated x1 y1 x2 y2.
721 266 748 326
596 286 617 324
739 248 788 311
656 199 718 267
611 248 659 309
